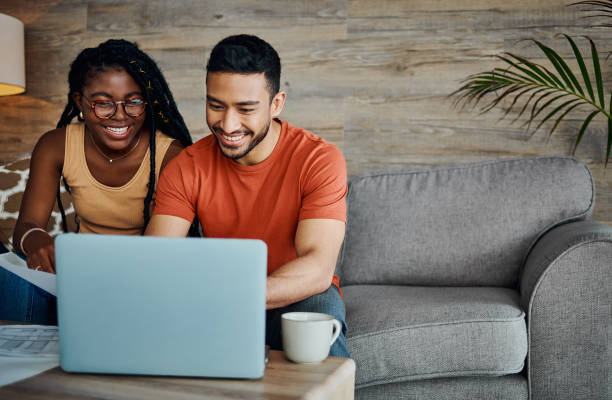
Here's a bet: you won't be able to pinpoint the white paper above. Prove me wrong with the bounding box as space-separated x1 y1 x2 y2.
0 252 56 296
0 325 60 387
0 356 59 387
0 325 59 357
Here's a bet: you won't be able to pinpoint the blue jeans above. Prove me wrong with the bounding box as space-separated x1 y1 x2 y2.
265 285 351 358
0 266 57 325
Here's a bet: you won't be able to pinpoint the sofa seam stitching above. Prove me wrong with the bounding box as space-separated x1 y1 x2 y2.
352 156 580 180
356 364 526 389
348 312 526 340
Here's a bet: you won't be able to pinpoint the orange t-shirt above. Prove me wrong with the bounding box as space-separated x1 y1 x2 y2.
154 119 347 290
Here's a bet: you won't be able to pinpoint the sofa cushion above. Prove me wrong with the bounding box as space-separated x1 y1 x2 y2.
0 157 76 251
356 374 528 400
338 157 593 287
344 285 527 388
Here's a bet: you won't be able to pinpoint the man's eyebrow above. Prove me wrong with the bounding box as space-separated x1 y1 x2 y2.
235 100 260 106
206 95 259 107
206 95 224 104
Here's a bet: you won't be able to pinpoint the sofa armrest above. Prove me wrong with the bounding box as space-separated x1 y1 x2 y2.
520 220 612 400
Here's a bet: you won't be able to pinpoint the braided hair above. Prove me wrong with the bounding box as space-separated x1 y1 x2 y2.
56 39 195 234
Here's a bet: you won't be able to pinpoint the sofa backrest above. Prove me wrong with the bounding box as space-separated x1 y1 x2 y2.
337 157 594 288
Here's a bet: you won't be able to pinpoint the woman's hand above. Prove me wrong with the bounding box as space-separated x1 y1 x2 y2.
24 230 56 274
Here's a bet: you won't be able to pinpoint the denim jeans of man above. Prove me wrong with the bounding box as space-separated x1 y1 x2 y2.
265 285 351 358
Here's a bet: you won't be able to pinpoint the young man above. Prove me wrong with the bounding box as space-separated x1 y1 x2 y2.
146 34 349 357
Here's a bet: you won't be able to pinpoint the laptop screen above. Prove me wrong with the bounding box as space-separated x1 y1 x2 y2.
55 234 267 378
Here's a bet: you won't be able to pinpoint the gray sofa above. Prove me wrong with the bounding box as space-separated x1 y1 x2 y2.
336 156 611 400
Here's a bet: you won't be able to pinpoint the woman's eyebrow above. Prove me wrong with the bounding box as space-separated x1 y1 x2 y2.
87 91 143 98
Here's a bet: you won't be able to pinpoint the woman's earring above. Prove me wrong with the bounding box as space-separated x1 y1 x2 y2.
79 111 83 119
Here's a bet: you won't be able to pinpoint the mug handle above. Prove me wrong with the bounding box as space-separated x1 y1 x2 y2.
330 319 341 346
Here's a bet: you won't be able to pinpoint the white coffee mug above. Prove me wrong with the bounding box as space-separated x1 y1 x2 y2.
281 312 341 363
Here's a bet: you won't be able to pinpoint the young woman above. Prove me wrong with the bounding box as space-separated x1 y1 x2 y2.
0 39 193 323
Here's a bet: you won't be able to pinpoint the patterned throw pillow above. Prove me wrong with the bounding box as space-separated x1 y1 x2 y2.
0 157 76 251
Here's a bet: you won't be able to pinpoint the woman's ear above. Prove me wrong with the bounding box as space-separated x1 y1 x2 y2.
71 92 82 112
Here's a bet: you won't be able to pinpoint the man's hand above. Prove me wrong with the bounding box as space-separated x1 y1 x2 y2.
266 218 345 309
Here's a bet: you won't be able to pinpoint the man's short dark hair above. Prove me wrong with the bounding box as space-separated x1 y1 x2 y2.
206 34 281 100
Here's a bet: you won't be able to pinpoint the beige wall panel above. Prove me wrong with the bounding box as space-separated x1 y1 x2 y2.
0 96 62 161
590 166 612 225
0 0 609 225
348 0 574 14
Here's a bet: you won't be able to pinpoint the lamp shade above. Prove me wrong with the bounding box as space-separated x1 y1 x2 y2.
0 13 25 96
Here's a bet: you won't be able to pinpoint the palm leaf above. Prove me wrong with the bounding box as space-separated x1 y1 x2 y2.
481 84 529 114
590 37 606 108
502 86 541 119
569 1 612 10
496 55 548 84
571 1 612 28
533 40 584 96
573 110 601 154
569 0 612 14
451 34 612 166
509 54 563 87
563 34 596 102
512 88 554 123
534 98 582 132
527 93 570 129
547 101 585 138
491 67 539 84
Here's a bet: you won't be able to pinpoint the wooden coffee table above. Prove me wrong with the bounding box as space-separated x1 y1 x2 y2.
0 349 355 399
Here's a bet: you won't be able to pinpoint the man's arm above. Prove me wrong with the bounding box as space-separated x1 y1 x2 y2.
145 214 192 237
266 218 345 309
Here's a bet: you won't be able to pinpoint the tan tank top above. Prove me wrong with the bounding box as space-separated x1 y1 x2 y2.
62 123 174 235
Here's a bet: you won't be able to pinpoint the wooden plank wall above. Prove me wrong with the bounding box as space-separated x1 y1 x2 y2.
1 0 611 224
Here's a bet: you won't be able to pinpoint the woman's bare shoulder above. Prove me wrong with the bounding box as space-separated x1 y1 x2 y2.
160 139 185 171
31 126 68 165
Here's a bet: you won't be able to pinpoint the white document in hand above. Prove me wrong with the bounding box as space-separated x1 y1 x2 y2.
0 252 56 296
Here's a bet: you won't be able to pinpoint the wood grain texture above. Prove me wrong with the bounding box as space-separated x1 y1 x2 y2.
0 0 610 224
0 350 356 399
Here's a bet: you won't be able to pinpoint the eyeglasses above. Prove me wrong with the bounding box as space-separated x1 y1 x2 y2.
85 97 148 119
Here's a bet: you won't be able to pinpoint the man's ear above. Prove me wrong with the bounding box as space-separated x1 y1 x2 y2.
270 91 286 118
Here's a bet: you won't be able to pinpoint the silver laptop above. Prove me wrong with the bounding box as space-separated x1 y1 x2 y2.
54 233 267 379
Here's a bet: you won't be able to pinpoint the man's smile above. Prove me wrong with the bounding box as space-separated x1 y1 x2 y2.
214 126 253 148
223 133 245 142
